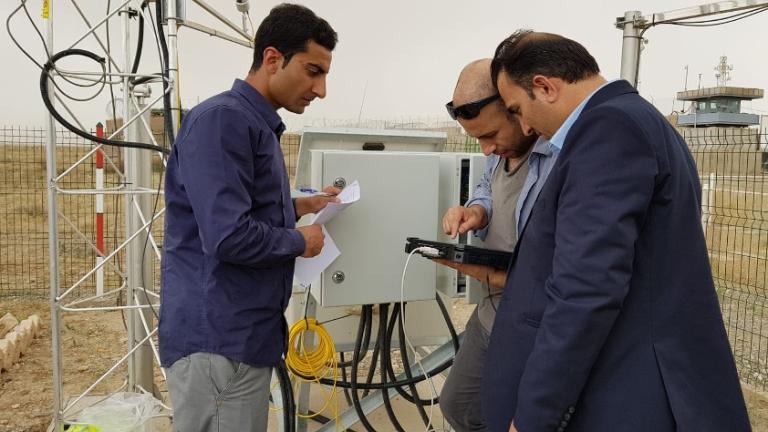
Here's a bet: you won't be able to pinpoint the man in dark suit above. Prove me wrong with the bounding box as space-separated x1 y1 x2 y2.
482 30 751 432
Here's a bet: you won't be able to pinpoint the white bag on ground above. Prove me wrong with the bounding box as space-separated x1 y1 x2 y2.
79 392 163 432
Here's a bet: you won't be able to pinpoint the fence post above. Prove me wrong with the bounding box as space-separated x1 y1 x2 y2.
701 172 716 235
95 123 105 296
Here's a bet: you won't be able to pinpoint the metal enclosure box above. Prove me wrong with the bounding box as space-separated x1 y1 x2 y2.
310 150 440 307
436 153 489 304
289 128 451 349
295 127 446 189
464 155 492 305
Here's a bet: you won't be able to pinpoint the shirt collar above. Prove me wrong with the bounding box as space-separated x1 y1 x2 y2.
549 79 616 150
531 136 556 157
231 79 286 136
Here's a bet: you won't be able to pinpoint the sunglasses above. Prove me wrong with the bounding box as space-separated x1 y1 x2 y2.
445 94 500 120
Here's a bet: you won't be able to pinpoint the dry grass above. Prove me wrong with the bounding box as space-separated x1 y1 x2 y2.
2 142 768 429
0 145 165 300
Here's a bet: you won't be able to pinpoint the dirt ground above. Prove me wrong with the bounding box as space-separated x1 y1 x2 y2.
1 297 767 432
0 297 472 432
0 298 131 432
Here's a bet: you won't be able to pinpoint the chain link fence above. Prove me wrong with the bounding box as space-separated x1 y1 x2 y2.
684 126 768 391
0 126 126 299
0 122 478 299
2 123 766 391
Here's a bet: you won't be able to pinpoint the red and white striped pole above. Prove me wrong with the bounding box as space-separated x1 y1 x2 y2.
95 123 105 296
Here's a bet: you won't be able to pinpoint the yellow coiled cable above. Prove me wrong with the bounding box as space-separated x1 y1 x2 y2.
285 318 340 421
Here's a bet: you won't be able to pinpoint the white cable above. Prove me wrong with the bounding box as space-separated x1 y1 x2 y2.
401 247 440 432
416 246 440 258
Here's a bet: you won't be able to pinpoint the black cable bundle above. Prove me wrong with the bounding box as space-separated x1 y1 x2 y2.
362 310 382 398
286 297 461 431
396 303 432 426
291 302 458 391
378 304 405 432
130 2 153 87
275 359 296 432
435 294 460 354
39 49 170 154
338 351 354 407
350 305 377 431
155 0 175 147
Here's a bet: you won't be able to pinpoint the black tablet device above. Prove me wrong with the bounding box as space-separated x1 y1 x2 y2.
404 237 513 269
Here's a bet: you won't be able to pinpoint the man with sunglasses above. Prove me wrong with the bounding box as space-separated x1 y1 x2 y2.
160 5 338 431
439 58 539 432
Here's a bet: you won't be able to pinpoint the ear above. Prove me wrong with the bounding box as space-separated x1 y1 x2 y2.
531 75 559 103
262 47 284 74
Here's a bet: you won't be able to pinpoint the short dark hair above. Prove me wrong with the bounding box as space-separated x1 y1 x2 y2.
250 4 337 70
491 30 600 97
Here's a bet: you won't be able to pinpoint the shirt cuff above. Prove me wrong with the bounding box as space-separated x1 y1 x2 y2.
292 198 300 221
287 228 306 257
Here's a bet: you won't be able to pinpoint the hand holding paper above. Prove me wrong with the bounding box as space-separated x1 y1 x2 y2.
311 180 361 225
294 180 360 285
295 226 340 285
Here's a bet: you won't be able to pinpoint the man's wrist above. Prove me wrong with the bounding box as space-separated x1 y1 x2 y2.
469 204 489 227
292 198 302 220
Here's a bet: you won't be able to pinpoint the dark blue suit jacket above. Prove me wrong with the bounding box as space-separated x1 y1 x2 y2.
482 80 750 432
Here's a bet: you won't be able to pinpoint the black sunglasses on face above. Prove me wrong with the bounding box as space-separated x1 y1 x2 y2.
445 94 500 120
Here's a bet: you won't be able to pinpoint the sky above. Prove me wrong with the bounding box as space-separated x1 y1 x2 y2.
2 0 767 132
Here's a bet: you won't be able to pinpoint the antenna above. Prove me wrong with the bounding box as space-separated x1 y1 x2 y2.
714 55 733 87
681 65 689 112
356 81 368 127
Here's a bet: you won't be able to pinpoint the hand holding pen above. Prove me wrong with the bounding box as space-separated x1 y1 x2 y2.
294 186 342 218
299 187 337 197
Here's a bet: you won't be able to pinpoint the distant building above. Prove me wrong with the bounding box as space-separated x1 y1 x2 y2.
676 86 763 128
675 57 765 174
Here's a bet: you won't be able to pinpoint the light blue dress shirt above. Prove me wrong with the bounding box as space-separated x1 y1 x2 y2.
464 153 499 241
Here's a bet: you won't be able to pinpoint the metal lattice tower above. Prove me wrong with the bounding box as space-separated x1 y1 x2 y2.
715 55 734 87
19 0 258 428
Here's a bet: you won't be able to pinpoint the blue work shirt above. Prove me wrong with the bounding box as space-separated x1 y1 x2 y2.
159 79 305 368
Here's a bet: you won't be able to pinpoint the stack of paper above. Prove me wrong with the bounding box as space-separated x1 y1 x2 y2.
294 181 360 285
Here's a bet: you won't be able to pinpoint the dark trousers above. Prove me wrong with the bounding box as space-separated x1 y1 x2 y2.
440 310 491 432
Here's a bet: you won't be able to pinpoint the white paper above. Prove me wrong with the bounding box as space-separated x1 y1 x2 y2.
294 226 341 285
311 180 361 225
337 180 361 203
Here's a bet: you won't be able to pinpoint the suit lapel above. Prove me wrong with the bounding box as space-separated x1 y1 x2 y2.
508 80 638 272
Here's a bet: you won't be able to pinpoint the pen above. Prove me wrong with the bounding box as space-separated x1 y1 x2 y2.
298 187 336 196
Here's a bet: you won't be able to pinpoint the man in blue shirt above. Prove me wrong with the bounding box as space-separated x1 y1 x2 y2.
159 4 338 431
